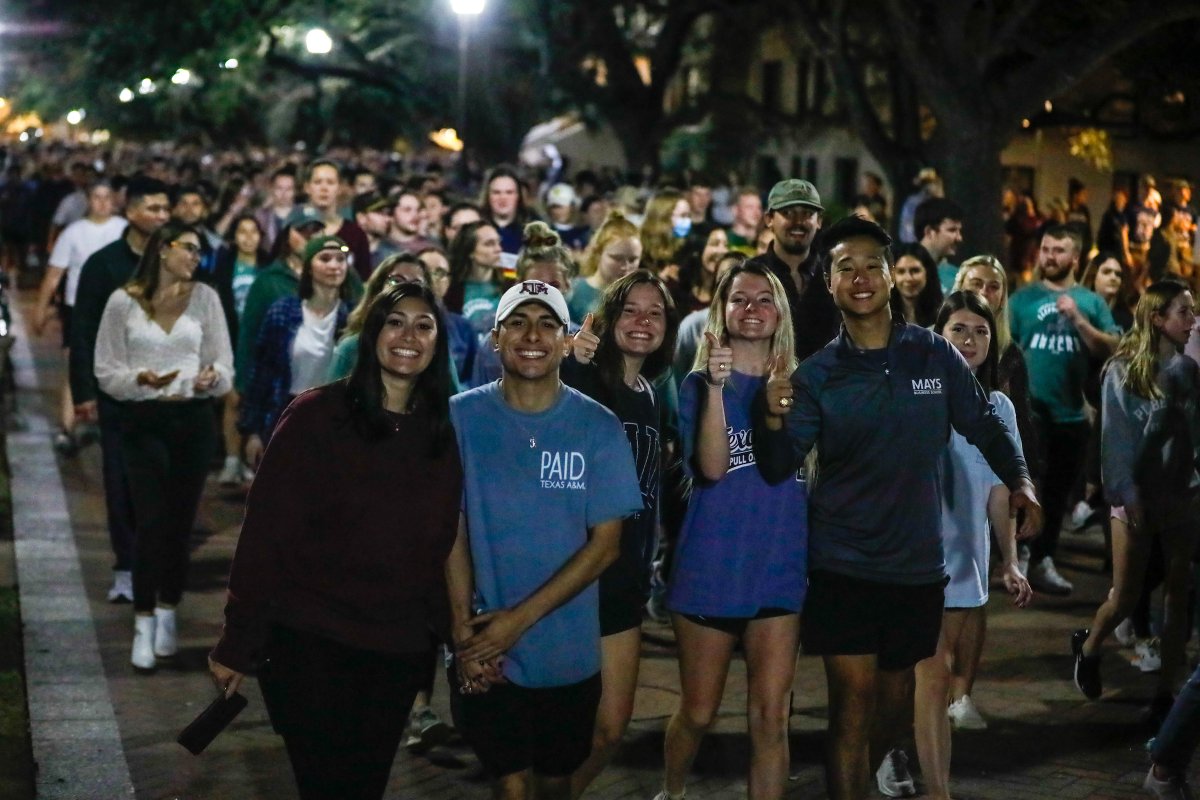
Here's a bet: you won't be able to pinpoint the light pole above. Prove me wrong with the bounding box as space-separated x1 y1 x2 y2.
450 0 484 187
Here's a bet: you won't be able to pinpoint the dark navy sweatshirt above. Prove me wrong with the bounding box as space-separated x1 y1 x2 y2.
755 321 1030 585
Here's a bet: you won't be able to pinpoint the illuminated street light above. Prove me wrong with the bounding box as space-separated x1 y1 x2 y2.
118 87 134 103
305 28 333 54
171 68 192 85
451 0 485 186
66 109 85 125
138 78 156 95
222 58 239 70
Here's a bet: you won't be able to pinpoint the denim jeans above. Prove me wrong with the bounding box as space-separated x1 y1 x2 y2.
1149 662 1200 770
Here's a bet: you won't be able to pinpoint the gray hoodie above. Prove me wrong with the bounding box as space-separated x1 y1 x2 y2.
1101 354 1200 510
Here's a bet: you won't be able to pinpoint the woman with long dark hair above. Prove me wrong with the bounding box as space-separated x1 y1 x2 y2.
93 220 233 671
562 269 680 795
890 242 943 327
911 291 1032 798
209 283 462 800
444 220 504 335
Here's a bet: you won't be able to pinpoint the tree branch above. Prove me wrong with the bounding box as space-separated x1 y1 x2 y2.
997 1 1200 118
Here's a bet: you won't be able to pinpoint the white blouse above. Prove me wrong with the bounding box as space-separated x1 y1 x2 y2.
94 283 234 401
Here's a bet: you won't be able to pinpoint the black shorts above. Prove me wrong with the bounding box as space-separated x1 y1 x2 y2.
681 607 795 638
60 304 72 349
457 672 601 778
600 587 645 637
801 570 945 671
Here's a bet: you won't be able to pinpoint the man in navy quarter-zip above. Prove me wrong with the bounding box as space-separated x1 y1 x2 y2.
753 215 1043 800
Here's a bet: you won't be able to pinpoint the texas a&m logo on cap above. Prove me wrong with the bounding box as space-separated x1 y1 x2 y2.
520 281 550 296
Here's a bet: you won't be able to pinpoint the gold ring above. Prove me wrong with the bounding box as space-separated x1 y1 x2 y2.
780 397 792 407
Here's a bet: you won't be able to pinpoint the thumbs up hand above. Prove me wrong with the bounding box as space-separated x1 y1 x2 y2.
569 313 600 364
705 331 734 388
764 354 794 418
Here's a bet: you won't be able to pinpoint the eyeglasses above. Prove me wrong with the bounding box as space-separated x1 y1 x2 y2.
430 268 450 280
168 241 202 255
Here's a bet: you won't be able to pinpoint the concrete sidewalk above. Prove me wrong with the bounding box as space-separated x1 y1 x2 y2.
8 287 1192 799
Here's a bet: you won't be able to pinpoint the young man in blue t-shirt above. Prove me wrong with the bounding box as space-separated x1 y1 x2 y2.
446 279 642 800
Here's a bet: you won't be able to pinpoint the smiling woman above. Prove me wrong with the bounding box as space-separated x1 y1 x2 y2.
92 220 233 673
210 282 462 798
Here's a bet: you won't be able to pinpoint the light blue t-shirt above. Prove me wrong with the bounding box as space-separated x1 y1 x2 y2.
942 390 1021 608
450 381 643 687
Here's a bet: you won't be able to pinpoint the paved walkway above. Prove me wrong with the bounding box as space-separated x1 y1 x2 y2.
7 288 1194 799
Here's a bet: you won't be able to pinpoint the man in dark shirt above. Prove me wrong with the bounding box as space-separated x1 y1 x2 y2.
750 178 839 362
755 216 1042 800
69 177 171 603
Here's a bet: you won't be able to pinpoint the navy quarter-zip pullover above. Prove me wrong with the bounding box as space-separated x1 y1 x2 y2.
755 321 1029 584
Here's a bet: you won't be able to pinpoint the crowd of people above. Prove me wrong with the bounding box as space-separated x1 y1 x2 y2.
12 142 1200 800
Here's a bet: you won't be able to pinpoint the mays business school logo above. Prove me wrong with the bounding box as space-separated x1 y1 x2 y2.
911 377 943 396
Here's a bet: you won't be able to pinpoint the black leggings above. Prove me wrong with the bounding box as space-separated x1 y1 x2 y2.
259 625 429 800
120 401 215 612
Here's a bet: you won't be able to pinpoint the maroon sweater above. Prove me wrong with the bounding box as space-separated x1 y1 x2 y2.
212 384 463 673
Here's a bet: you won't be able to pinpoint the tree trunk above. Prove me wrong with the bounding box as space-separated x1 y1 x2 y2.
927 121 1007 260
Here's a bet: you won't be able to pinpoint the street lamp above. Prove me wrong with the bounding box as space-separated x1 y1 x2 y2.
450 0 485 187
306 28 333 55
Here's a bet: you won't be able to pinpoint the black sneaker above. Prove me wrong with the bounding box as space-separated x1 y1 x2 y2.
1072 628 1102 699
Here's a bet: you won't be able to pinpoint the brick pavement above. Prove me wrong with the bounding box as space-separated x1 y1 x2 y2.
9 289 1197 799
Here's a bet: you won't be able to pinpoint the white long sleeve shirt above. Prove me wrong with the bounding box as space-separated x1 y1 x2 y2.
94 283 234 401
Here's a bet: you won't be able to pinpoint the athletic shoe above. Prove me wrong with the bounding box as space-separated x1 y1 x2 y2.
131 615 156 672
52 430 78 456
1114 618 1138 647
1143 765 1194 799
153 607 177 658
948 695 988 730
876 748 916 797
107 570 133 603
1029 556 1073 595
405 706 453 754
1133 639 1163 673
1069 500 1095 530
1072 628 1102 699
217 456 245 487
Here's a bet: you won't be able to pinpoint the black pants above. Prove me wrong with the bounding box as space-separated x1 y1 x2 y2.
119 400 215 612
1030 418 1090 562
259 625 428 800
97 395 136 571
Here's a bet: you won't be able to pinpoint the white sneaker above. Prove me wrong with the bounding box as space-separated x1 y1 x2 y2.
876 748 916 797
217 456 244 486
1144 765 1194 799
1133 638 1162 673
153 607 177 658
1028 556 1073 595
1114 618 1138 647
948 695 988 730
107 570 133 603
1069 500 1094 530
1017 544 1030 577
131 615 156 671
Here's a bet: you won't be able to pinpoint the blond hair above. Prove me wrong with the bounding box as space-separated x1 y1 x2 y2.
1111 280 1192 399
516 220 575 280
580 210 639 279
954 254 1012 354
640 188 686 268
693 261 797 374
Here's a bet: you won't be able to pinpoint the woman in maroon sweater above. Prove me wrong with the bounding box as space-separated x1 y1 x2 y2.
208 283 462 800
